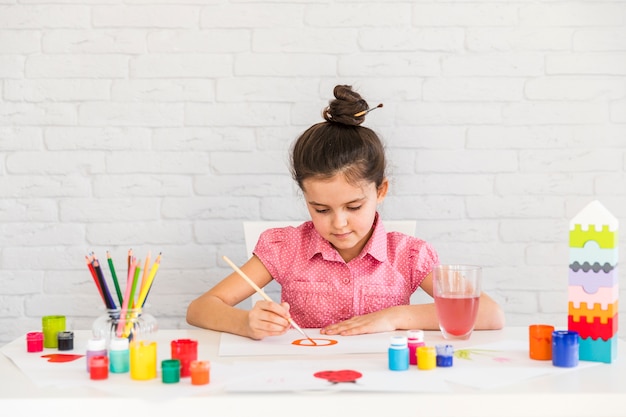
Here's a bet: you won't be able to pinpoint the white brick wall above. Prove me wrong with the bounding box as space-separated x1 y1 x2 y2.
1 0 625 346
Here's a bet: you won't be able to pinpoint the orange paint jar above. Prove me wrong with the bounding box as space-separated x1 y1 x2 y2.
190 360 210 385
529 324 554 360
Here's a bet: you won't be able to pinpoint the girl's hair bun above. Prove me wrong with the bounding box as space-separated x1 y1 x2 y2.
322 85 376 126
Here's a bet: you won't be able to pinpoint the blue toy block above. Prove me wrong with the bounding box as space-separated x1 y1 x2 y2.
578 335 618 364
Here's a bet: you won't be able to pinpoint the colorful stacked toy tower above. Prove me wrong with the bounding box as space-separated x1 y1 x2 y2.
568 200 619 363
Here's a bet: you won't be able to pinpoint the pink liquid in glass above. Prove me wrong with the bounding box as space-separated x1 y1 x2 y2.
434 295 480 337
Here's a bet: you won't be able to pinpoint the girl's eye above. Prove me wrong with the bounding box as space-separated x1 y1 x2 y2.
348 206 361 211
315 209 329 214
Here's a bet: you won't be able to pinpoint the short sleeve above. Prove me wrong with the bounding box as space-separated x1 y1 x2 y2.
253 227 294 279
385 232 439 292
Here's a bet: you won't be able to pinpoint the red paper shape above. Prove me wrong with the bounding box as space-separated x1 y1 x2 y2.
41 353 85 363
314 369 362 384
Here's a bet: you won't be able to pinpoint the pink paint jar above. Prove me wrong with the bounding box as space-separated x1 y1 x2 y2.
26 331 44 353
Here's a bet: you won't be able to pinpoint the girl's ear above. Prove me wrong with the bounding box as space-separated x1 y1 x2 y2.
377 178 389 202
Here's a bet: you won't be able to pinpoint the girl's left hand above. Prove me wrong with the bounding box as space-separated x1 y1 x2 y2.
320 310 395 336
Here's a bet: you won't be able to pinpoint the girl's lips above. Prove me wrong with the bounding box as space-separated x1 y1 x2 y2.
332 232 351 240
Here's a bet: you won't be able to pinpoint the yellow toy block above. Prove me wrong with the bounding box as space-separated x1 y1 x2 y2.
568 301 618 324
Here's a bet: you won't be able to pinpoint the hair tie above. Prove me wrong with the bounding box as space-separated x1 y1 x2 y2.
354 103 383 118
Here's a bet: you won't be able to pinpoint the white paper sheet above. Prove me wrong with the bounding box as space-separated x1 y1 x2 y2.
218 328 393 356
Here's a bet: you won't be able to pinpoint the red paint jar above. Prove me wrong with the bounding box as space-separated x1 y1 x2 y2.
89 356 109 380
26 332 44 353
171 339 197 378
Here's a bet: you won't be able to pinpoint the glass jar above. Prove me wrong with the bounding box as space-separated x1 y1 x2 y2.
92 308 157 348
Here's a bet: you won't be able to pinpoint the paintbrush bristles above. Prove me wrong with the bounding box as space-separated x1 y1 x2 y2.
354 103 383 118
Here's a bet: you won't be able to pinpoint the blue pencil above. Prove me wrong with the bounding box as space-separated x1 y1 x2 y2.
92 256 117 310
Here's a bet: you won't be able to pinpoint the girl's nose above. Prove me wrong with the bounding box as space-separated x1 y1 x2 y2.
332 213 348 229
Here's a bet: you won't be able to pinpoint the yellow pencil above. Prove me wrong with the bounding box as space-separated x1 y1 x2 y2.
135 253 161 309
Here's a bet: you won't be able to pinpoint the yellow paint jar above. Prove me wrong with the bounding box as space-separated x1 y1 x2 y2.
130 340 157 380
417 346 436 370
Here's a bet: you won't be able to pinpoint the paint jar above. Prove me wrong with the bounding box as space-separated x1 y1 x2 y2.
407 330 425 366
436 344 454 367
92 308 157 348
42 315 66 349
26 332 44 353
57 331 74 351
171 338 198 378
417 346 437 370
109 337 130 374
529 324 554 360
190 360 210 385
89 356 109 380
552 330 579 368
161 359 181 384
130 340 157 380
388 335 409 371
85 337 107 373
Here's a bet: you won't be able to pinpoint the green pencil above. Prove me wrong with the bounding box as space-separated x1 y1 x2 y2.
128 261 141 309
106 251 124 307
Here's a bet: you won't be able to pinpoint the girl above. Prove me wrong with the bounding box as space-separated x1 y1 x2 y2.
186 85 505 340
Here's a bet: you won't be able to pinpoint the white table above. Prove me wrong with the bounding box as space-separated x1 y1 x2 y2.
1 327 625 417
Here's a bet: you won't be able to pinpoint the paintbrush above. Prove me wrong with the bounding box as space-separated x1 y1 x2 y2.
354 103 383 117
222 255 316 345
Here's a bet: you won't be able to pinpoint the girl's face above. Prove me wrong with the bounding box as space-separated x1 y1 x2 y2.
302 174 388 263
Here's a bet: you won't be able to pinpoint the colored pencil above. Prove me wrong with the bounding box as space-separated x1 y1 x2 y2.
222 255 316 345
116 256 137 337
86 255 105 304
106 251 123 307
136 253 161 309
92 257 117 310
138 251 151 300
129 260 141 309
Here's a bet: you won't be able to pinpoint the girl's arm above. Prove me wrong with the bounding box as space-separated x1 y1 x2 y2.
321 272 505 336
186 256 293 340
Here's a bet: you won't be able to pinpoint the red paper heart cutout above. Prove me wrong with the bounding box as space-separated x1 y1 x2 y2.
314 369 362 384
41 354 84 363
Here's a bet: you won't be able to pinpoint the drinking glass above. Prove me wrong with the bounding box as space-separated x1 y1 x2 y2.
433 265 482 340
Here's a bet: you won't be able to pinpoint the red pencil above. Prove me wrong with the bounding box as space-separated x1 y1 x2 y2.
86 254 105 304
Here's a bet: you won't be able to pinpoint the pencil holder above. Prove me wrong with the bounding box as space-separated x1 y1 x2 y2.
92 308 157 348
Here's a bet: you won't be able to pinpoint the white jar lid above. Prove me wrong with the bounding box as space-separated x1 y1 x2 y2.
87 338 106 350
109 337 129 350
407 329 424 342
390 335 408 347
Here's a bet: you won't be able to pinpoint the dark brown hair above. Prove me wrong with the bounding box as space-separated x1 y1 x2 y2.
289 85 386 190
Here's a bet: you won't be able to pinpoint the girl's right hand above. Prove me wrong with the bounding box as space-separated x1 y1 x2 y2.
246 300 292 340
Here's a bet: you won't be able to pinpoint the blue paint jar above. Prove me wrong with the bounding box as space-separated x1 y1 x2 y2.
436 344 454 367
552 330 579 368
388 336 409 371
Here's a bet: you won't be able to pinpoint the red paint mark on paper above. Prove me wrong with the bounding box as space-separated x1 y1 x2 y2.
41 354 84 363
292 338 337 347
314 370 362 384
